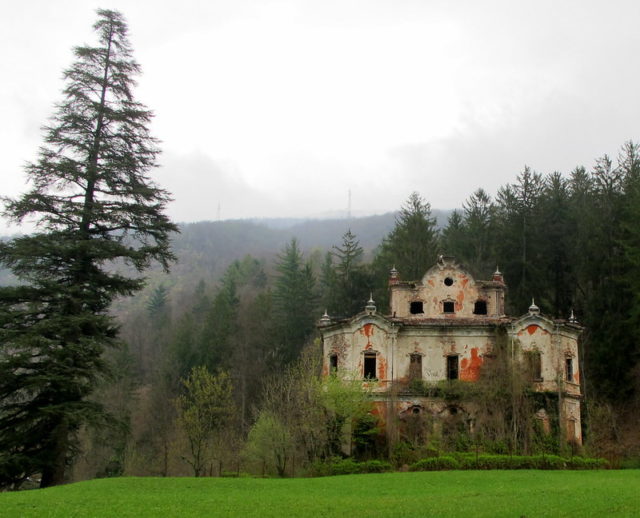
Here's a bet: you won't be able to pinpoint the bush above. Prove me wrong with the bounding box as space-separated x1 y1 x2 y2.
309 458 392 477
619 457 640 469
360 460 393 473
565 457 609 470
409 456 460 471
412 453 607 471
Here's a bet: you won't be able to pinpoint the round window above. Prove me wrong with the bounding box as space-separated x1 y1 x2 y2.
444 277 454 286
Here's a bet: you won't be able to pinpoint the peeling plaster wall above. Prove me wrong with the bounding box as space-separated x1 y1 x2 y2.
562 397 582 443
512 319 581 397
322 317 396 390
394 327 494 383
319 258 583 443
389 258 505 319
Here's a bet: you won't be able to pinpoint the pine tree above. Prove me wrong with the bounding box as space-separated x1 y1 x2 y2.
536 172 574 316
0 10 177 488
318 251 337 313
272 239 316 364
331 229 369 316
461 188 495 275
440 210 467 262
372 192 438 311
147 285 170 323
198 267 240 373
494 167 544 312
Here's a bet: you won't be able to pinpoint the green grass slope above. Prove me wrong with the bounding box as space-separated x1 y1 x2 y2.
1 471 639 518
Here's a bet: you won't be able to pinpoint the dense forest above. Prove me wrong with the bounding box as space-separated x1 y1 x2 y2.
68 140 639 479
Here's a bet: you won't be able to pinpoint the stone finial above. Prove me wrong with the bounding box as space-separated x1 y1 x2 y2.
319 309 331 326
528 298 540 315
569 309 578 323
492 266 504 283
389 265 399 286
365 293 376 313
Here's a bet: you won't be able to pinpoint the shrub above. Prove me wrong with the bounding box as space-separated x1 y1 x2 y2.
414 453 607 471
565 457 609 470
309 458 392 477
359 460 393 474
409 456 460 471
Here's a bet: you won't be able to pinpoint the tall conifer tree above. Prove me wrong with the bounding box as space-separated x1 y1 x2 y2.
329 229 371 317
273 239 316 363
0 10 177 488
372 192 438 310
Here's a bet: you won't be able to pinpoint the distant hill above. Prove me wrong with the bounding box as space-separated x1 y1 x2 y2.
167 209 452 279
1 210 454 292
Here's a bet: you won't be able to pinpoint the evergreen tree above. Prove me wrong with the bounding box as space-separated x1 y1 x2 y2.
584 153 634 399
440 210 467 263
494 167 544 312
330 229 370 316
199 270 239 373
272 239 316 364
620 142 640 396
376 192 438 281
147 284 170 324
372 192 438 310
318 251 337 313
0 10 177 488
536 173 574 316
461 188 495 275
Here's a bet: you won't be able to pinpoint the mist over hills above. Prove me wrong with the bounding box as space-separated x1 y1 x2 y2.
168 209 452 279
1 209 453 293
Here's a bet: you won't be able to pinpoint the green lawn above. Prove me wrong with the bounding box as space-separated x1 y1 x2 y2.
1 470 639 517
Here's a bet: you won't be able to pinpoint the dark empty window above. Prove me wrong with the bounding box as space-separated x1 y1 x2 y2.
329 354 338 372
444 277 454 286
443 301 455 313
525 351 542 380
565 358 573 382
410 301 424 314
473 300 488 315
364 353 377 380
447 355 459 380
409 354 422 380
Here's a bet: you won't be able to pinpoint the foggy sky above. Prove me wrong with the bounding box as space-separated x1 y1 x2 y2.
2 0 640 231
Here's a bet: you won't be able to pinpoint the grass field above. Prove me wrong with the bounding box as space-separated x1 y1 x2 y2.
1 470 639 517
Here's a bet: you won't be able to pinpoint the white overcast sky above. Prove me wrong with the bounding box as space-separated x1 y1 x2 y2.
2 0 640 229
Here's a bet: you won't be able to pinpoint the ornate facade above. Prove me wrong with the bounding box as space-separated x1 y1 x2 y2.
318 256 583 444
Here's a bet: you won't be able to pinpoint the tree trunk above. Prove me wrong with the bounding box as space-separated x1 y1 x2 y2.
40 418 69 488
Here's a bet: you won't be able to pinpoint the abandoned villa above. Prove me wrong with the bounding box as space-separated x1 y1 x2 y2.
318 256 583 444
